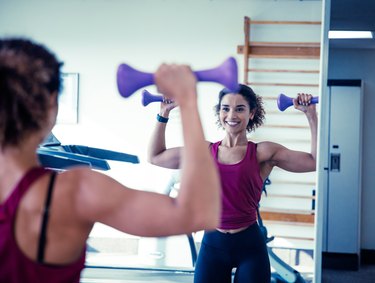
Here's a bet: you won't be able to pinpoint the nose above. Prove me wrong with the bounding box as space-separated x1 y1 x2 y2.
227 109 237 119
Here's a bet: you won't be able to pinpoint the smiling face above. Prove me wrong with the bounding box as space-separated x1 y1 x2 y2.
214 85 265 133
219 93 255 134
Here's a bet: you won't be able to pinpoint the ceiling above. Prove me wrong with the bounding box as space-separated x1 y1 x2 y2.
330 0 375 49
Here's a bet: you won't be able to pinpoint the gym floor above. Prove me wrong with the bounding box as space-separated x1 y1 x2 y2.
83 232 314 282
82 266 375 283
81 267 195 283
81 267 316 283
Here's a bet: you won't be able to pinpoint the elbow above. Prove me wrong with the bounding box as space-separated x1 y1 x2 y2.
312 157 317 171
186 213 220 233
204 216 220 231
307 155 317 172
188 201 221 232
147 152 160 166
174 200 221 233
196 211 220 231
147 155 156 165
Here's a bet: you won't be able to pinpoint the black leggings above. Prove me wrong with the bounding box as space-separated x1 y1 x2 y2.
194 223 271 283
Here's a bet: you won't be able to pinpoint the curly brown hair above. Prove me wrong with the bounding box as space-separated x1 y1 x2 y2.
0 38 63 149
214 84 265 133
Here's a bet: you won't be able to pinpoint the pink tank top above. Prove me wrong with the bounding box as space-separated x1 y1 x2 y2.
0 167 86 283
211 141 263 229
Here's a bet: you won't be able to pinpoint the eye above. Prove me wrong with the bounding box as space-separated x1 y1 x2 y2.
236 107 245 112
221 106 229 112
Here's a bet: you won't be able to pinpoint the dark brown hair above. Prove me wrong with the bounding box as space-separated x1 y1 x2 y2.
214 84 265 132
0 38 63 148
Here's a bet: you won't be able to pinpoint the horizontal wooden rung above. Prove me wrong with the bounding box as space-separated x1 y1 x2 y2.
238 45 320 59
265 194 315 200
247 82 319 87
251 137 311 144
263 124 309 129
249 42 320 48
261 208 315 214
249 55 320 60
249 20 321 26
264 220 314 227
248 68 320 74
264 180 316 186
265 110 302 115
259 209 315 224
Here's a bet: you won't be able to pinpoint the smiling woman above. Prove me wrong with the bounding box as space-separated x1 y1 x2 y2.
0 0 324 282
147 83 318 283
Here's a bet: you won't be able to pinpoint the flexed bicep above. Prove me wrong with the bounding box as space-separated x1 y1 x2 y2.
149 147 182 169
273 145 316 172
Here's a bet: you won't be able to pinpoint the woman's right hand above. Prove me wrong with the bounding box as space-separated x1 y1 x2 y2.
160 97 177 117
154 64 197 108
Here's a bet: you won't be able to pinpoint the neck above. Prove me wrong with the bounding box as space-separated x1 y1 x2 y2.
0 134 42 177
0 133 43 202
222 133 248 147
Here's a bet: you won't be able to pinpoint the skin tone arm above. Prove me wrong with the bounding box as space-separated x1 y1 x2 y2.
147 99 182 169
15 64 221 265
257 93 318 179
79 64 221 237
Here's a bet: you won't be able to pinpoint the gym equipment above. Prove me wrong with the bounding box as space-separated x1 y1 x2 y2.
142 89 163 106
116 57 238 98
277 93 319 112
257 206 306 283
259 178 307 283
38 133 139 170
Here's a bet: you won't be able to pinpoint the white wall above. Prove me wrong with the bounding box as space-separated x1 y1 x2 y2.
0 0 323 148
0 0 324 278
328 47 375 250
0 0 322 188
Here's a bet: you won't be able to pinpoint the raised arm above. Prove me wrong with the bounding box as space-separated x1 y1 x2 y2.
147 99 182 169
258 93 318 174
76 64 221 237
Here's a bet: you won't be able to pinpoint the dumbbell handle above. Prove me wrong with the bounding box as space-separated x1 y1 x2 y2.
277 93 319 111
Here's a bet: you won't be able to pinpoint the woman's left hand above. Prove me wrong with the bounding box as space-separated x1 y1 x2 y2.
293 93 316 114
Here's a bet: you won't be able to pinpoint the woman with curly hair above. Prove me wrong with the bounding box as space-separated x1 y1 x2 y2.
148 84 318 283
0 38 221 282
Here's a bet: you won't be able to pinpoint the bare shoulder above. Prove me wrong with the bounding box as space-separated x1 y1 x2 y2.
57 167 117 194
55 167 125 222
256 141 285 163
57 166 93 187
54 167 112 206
53 167 94 203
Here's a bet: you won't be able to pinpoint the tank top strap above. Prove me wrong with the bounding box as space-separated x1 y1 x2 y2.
2 167 50 218
210 141 221 158
246 141 257 160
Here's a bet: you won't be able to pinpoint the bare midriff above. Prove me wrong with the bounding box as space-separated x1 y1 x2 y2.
216 225 249 234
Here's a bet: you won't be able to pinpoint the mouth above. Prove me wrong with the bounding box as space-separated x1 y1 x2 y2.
225 121 240 127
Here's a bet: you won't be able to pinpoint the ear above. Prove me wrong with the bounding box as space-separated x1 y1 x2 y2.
249 110 256 121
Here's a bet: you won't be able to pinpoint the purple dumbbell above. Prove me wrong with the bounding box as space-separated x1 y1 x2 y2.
277 93 319 111
117 57 238 98
142 89 163 106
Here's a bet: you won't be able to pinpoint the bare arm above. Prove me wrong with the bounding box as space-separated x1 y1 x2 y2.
76 64 221 237
147 100 182 169
258 93 318 174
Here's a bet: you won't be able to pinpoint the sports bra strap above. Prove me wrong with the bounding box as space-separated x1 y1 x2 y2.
37 171 57 263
